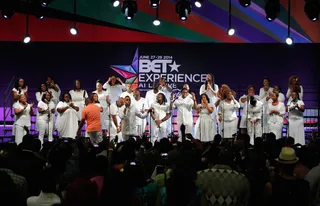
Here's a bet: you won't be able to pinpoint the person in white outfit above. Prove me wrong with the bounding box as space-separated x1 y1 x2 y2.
259 77 273 133
183 84 193 99
287 91 305 145
239 85 259 134
133 88 148 136
102 76 126 104
218 89 240 139
150 93 171 143
118 96 150 141
120 84 134 101
159 77 173 135
46 76 61 105
12 78 28 103
35 83 48 103
110 97 124 142
69 79 88 122
170 88 196 138
194 93 215 142
272 85 285 103
55 93 79 138
286 76 303 102
267 93 286 139
13 94 34 145
36 92 56 144
92 80 110 137
247 96 263 145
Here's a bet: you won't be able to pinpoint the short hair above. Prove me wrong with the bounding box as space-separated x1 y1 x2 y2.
263 77 270 83
96 79 102 84
200 93 210 103
181 88 188 92
247 85 254 91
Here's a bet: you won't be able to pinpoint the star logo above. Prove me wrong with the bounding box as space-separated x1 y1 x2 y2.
169 61 180 72
110 48 139 85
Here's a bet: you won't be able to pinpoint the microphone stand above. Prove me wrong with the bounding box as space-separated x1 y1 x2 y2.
246 96 249 134
47 101 50 142
141 103 144 137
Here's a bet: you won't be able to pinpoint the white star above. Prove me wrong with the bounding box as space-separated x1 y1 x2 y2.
169 61 180 72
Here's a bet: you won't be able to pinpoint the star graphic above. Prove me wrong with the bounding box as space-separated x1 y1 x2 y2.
169 61 180 72
110 48 139 85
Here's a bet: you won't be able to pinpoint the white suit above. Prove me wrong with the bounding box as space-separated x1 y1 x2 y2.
150 103 171 143
247 100 263 145
172 95 194 137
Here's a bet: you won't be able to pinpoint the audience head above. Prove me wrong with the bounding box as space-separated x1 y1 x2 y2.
276 147 299 174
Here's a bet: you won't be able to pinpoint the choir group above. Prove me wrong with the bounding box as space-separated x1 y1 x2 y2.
11 74 306 146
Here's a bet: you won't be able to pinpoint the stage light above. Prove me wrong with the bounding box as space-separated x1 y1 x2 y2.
150 0 160 8
304 0 320 22
41 0 53 7
194 0 203 8
265 0 280 22
70 25 78 35
122 0 138 20
286 37 293 45
153 19 161 26
35 14 44 20
2 10 15 19
239 0 251 7
176 0 192 21
23 34 31 44
112 0 120 7
227 28 235 36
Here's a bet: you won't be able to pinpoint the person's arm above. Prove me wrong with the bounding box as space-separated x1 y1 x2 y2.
14 104 27 115
29 104 34 116
279 103 286 116
69 102 79 112
205 104 214 114
232 98 240 108
36 92 41 102
12 90 19 102
135 107 149 119
103 78 111 89
300 85 304 100
296 101 305 112
199 85 205 96
286 88 291 98
118 107 126 119
56 102 69 114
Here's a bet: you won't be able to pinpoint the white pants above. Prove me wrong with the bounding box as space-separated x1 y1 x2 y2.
37 119 54 145
150 121 167 144
14 124 28 145
247 119 262 145
269 123 283 139
87 131 103 144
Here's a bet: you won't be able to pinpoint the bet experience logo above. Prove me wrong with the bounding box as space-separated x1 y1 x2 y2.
110 48 206 91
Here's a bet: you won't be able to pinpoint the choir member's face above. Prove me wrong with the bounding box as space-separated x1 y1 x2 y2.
125 96 131 107
273 87 279 94
45 92 51 101
64 94 70 102
18 79 24 87
271 93 277 102
133 89 140 98
227 92 232 100
157 94 163 103
201 95 207 102
111 76 116 86
183 84 189 91
75 80 81 89
46 77 52 85
40 84 47 92
159 78 165 86
93 94 98 102
292 92 297 100
263 79 269 87
118 98 125 106
181 89 188 98
248 87 254 96
96 83 102 91
19 94 27 103
126 84 132 92
206 74 212 82
291 78 297 85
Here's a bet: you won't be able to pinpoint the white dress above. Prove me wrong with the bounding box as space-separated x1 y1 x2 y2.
247 100 263 145
14 103 32 145
145 89 165 126
259 87 273 133
173 96 194 137
48 84 61 105
194 103 215 142
150 103 171 142
103 83 125 104
287 100 305 145
133 97 147 136
218 100 240 138
286 86 304 102
267 102 286 139
239 94 260 129
55 101 78 138
36 100 56 143
93 90 109 131
69 90 88 121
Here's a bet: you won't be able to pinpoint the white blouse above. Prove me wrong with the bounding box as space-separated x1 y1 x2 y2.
287 100 304 119
218 100 240 122
103 83 125 104
267 102 286 124
14 103 32 127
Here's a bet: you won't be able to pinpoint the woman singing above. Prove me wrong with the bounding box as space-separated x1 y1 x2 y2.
12 78 28 103
36 92 56 144
194 93 215 142
69 79 88 122
55 93 79 139
267 93 286 139
35 83 48 102
286 76 303 102
259 77 273 133
218 89 240 139
287 91 305 145
103 76 125 104
199 74 219 104
13 94 34 144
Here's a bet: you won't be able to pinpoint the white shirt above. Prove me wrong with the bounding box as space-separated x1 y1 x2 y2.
120 91 134 102
267 102 286 124
103 83 125 104
145 90 165 109
199 83 219 104
247 100 263 121
133 97 147 126
37 100 56 121
287 100 304 119
218 100 240 122
12 87 27 95
93 90 109 108
27 192 61 206
160 86 172 103
286 85 303 101
173 96 194 126
110 102 121 126
151 103 171 127
14 103 32 127
35 92 45 102
259 87 273 104
48 84 61 104
69 90 88 106
118 104 148 136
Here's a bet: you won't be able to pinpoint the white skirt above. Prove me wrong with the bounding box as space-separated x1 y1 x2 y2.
288 118 305 145
55 109 78 138
194 114 216 142
222 118 238 138
268 122 283 139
